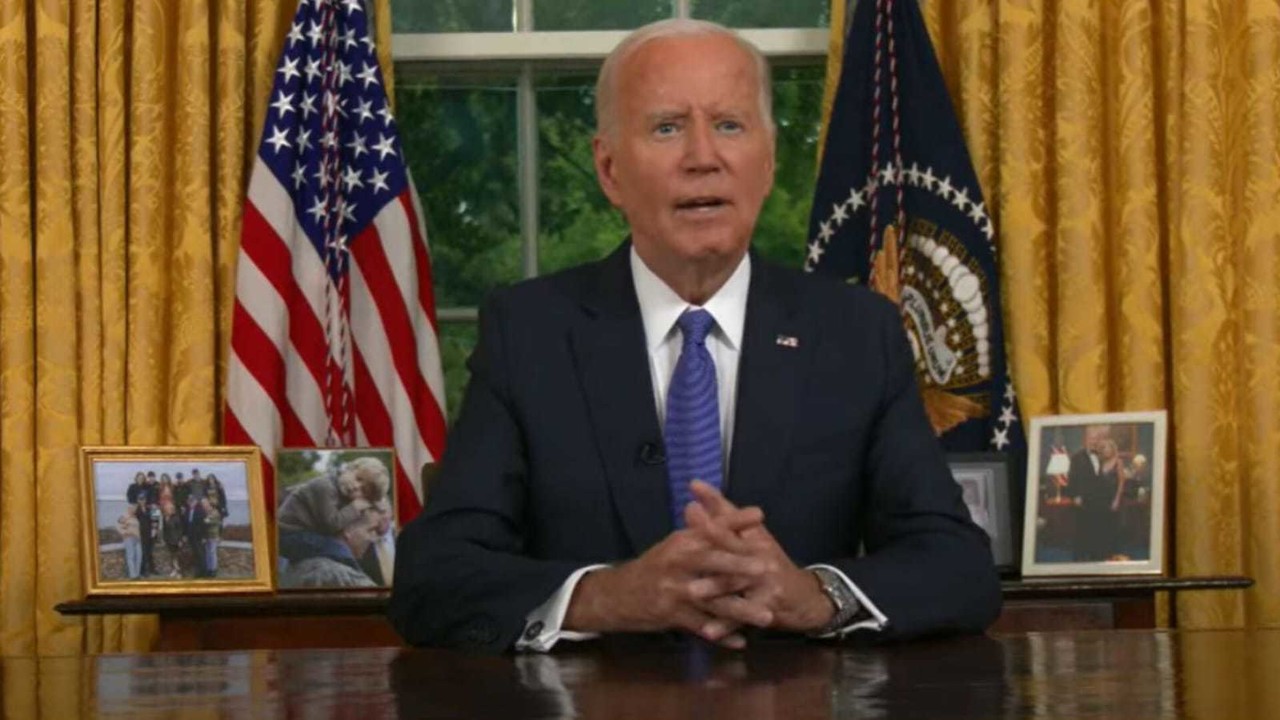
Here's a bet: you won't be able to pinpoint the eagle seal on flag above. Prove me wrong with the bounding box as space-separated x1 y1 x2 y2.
808 0 1023 456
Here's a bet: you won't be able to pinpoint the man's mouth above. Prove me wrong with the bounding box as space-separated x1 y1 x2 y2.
674 196 729 212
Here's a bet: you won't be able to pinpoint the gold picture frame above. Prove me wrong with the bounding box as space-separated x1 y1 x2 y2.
273 447 398 591
79 446 274 596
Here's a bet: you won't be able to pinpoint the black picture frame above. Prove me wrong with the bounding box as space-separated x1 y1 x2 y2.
946 451 1020 575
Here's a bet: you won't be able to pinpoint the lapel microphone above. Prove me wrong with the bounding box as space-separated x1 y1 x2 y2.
637 442 666 466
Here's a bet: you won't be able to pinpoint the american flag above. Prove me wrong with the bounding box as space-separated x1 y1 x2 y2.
225 0 446 523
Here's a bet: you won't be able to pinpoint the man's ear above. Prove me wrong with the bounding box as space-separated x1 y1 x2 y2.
593 134 623 208
762 136 777 200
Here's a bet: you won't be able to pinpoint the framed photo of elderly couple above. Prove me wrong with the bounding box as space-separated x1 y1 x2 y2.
1021 411 1168 577
273 447 398 591
79 446 273 596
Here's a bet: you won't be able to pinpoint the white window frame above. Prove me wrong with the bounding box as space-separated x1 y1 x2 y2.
392 29 826 62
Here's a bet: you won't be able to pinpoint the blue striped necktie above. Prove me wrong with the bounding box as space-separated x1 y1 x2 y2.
664 309 722 528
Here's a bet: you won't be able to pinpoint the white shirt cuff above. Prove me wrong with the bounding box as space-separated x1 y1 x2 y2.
515 564 610 652
807 563 889 636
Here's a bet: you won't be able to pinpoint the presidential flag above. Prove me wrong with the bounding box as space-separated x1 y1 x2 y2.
225 0 446 523
807 0 1024 458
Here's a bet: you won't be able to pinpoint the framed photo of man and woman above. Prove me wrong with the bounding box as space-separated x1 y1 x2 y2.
79 446 273 595
273 447 397 591
1022 411 1168 577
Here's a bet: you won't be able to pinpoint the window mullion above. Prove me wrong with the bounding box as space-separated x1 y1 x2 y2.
515 0 538 280
516 64 539 279
516 0 534 32
438 308 479 323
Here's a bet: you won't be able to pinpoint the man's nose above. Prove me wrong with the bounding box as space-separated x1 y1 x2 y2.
681 120 721 172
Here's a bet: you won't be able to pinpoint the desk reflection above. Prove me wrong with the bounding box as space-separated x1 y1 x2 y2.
2 630 1278 718
391 635 1007 719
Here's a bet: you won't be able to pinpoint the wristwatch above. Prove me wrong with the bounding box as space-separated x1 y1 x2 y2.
811 567 862 635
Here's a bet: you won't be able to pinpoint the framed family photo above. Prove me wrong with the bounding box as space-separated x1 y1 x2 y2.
79 446 273 596
947 453 1018 573
1022 411 1168 577
273 447 397 591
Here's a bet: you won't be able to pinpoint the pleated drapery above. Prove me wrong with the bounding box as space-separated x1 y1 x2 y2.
0 0 397 657
824 0 1279 630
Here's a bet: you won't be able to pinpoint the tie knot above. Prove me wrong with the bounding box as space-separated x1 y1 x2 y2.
677 309 715 347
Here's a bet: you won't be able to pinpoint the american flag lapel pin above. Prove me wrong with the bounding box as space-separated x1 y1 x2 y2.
775 334 800 348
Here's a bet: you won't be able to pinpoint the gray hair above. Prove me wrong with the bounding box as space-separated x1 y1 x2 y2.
594 19 774 138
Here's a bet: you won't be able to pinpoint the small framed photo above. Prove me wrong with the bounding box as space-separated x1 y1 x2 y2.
1022 411 1167 577
79 446 273 596
947 452 1018 573
273 448 397 590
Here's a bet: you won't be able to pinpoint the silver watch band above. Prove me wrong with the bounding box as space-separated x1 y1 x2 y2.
812 567 862 634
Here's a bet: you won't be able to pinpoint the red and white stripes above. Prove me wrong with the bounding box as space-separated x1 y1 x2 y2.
225 162 446 523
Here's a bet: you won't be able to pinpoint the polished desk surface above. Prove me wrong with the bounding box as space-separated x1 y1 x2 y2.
3 630 1277 718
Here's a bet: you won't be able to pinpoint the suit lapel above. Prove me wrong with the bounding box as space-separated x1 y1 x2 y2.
570 244 671 554
727 256 811 511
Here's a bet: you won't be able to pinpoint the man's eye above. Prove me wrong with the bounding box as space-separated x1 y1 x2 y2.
654 122 679 136
717 120 743 133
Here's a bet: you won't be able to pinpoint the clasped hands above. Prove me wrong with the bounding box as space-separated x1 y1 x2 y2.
564 480 834 648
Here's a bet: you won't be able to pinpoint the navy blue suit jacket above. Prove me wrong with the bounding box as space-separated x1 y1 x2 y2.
390 243 1000 652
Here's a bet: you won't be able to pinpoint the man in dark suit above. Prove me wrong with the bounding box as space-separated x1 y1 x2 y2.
390 19 1000 654
1069 425 1117 561
183 494 207 577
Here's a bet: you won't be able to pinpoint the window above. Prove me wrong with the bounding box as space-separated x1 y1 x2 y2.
392 2 828 418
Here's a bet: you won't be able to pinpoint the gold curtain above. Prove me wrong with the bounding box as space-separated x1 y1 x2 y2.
0 0 396 657
824 1 1279 628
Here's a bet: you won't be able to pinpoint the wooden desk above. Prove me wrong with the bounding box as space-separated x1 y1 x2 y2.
6 630 1279 718
55 575 1252 650
57 592 402 651
57 571 1249 650
994 575 1253 633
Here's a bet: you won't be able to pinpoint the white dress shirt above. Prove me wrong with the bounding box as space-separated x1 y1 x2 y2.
517 248 886 651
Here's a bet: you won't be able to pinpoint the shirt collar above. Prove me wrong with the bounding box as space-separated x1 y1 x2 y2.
630 245 750 353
